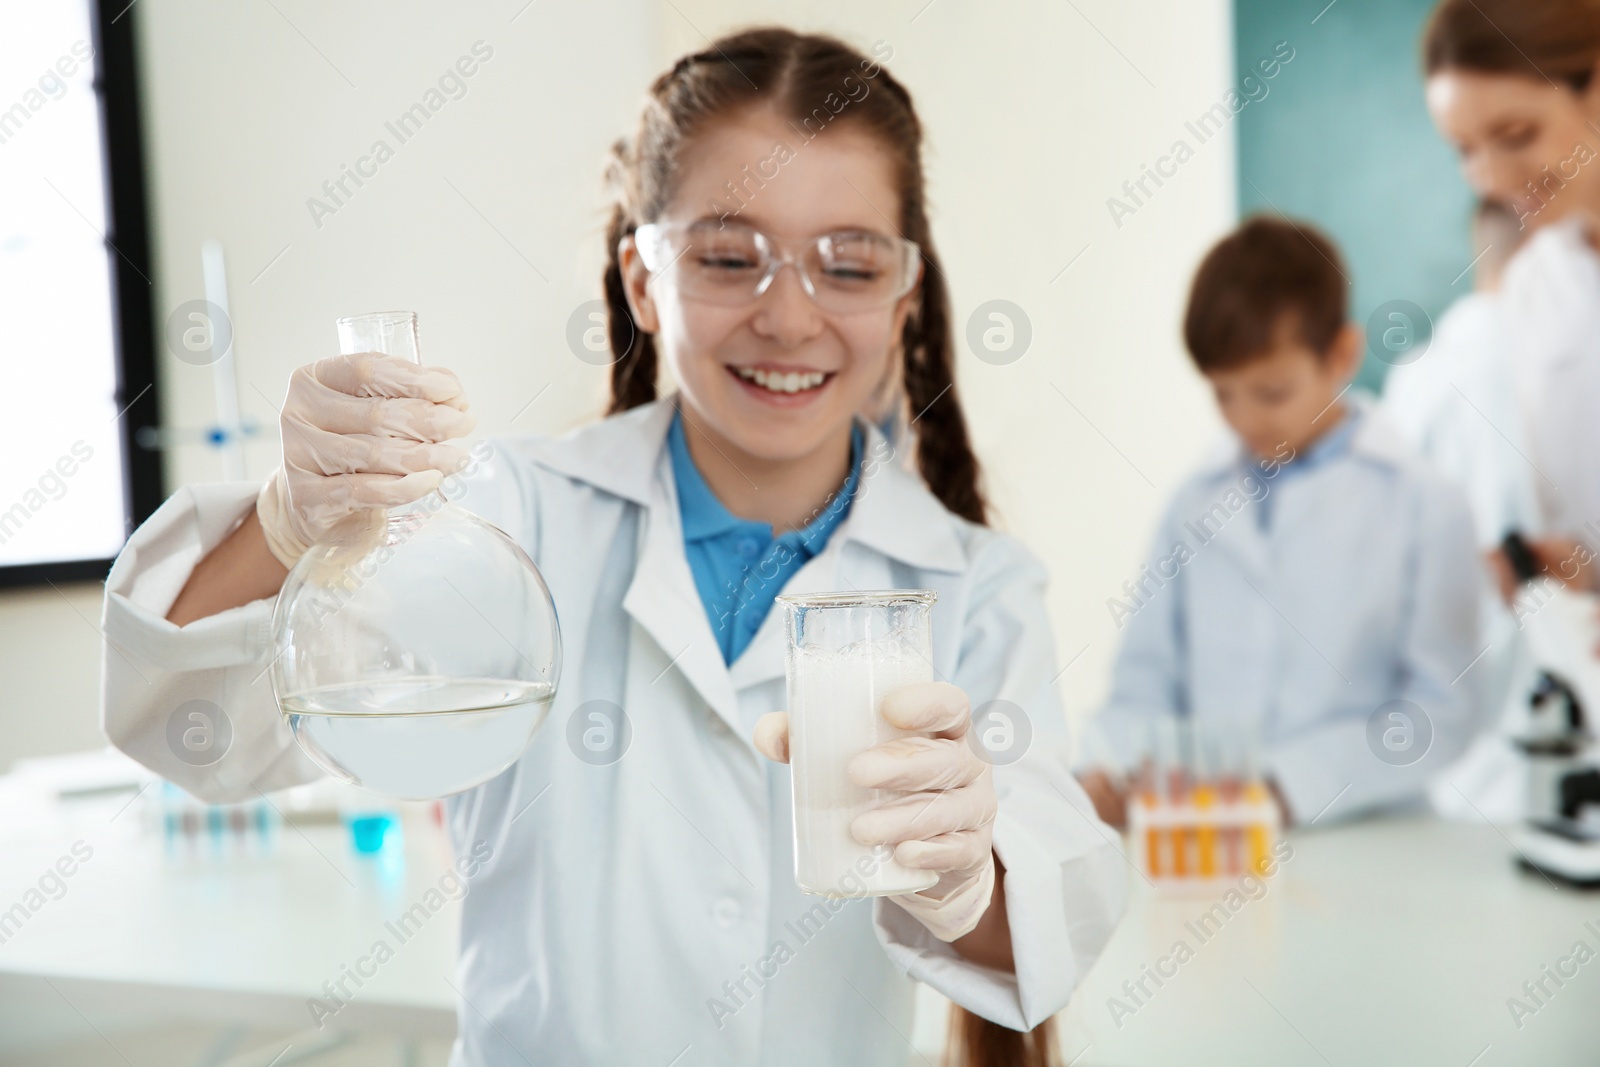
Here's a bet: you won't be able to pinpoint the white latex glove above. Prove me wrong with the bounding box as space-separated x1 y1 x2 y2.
256 352 476 569
754 680 999 942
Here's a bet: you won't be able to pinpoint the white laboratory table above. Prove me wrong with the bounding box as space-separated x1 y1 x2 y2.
4 766 1598 1065
0 778 460 1042
1057 816 1600 1066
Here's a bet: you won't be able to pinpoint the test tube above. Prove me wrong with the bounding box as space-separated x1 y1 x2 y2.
1163 717 1191 878
1192 726 1218 879
1216 723 1245 876
1242 738 1270 875
1136 754 1162 878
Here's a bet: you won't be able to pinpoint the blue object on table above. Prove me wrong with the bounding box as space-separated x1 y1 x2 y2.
347 812 398 854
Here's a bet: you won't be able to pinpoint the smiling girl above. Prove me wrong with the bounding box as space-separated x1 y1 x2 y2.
104 28 1124 1067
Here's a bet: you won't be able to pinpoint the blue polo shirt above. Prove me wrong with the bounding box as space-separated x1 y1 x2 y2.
668 409 864 664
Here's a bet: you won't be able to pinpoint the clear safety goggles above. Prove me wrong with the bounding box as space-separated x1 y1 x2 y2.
632 220 922 314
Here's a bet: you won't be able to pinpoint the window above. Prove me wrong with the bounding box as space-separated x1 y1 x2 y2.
0 0 159 586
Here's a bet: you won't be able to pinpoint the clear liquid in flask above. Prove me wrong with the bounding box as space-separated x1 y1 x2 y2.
271 311 563 802
282 676 555 799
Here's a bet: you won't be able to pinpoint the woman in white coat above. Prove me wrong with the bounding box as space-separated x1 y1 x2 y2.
1424 0 1600 589
1380 202 1539 820
100 28 1125 1067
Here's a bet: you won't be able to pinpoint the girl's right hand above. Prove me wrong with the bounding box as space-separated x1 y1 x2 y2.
255 352 477 568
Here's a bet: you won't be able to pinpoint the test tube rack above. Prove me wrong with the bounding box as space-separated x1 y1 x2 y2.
147 780 281 859
1127 780 1280 892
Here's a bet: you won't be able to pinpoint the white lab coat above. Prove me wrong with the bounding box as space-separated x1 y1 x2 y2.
1086 401 1483 825
1454 212 1600 822
1380 291 1542 547
100 396 1127 1067
1502 212 1600 540
1381 292 1541 821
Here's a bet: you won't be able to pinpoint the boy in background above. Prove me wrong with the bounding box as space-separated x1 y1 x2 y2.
1077 216 1482 829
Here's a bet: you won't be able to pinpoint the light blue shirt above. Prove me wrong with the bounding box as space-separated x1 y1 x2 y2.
668 409 863 663
1088 401 1482 825
1251 405 1362 530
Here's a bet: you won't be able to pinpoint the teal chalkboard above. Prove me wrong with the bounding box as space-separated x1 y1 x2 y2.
1235 0 1475 390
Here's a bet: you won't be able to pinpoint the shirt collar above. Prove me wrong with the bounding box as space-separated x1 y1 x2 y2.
521 393 967 573
1282 402 1362 473
667 410 742 540
1193 388 1405 481
666 406 864 546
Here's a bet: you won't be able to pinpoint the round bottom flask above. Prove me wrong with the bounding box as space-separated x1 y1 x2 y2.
269 312 561 800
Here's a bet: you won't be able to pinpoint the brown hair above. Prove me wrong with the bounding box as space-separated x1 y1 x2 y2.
1182 214 1347 372
946 1005 1061 1067
1423 0 1600 90
602 27 1046 1066
600 26 987 526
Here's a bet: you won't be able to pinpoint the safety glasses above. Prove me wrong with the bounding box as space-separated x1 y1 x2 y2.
631 220 922 314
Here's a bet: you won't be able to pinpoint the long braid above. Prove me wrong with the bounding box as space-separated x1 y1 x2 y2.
899 242 986 524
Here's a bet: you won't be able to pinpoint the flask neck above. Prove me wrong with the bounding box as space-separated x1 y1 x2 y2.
387 488 450 520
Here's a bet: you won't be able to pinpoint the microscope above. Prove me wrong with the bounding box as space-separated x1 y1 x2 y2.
1502 533 1600 885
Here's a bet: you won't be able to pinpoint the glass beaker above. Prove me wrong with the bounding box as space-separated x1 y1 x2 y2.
777 590 943 898
269 311 562 801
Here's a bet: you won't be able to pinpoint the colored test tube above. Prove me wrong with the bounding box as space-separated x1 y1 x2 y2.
1244 781 1270 874
1167 764 1189 876
1140 788 1162 877
1194 782 1217 877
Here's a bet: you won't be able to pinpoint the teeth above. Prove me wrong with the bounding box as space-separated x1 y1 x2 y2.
734 366 827 394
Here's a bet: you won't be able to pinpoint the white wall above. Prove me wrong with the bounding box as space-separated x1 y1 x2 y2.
0 0 1234 769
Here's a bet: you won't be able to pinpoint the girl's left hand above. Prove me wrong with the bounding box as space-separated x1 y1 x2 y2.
753 681 999 941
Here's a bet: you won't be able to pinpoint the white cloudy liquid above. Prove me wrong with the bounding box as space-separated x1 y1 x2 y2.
788 638 941 897
283 676 554 799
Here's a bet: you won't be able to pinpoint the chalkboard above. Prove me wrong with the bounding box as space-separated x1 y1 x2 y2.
1235 0 1475 391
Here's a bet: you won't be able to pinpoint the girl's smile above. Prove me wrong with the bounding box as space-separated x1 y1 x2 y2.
726 362 837 405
